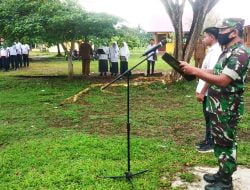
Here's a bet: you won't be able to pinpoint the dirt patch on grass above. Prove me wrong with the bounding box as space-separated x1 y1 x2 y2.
47 116 75 128
238 129 250 141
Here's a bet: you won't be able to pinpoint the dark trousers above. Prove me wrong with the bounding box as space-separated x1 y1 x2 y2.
0 58 2 70
120 61 128 74
203 96 212 144
10 55 18 69
6 57 10 70
1 56 9 71
82 59 90 75
111 62 118 75
147 60 155 75
17 54 23 67
23 54 29 67
99 60 108 73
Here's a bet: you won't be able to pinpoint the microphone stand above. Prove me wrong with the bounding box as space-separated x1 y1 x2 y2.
101 56 149 190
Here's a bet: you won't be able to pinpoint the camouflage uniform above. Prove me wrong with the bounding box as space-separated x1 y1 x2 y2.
207 41 250 175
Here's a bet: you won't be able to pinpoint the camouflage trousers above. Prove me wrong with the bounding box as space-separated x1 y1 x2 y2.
209 112 239 175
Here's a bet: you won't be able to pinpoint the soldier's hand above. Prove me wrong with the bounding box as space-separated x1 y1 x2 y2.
180 61 197 75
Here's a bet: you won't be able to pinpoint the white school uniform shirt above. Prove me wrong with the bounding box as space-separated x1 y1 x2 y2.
6 47 10 57
98 46 109 60
0 48 7 57
120 43 130 61
21 44 30 55
16 42 22 55
9 45 17 56
146 44 158 61
196 42 222 95
109 45 119 62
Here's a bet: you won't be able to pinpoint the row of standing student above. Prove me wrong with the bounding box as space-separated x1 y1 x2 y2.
0 42 30 71
98 42 130 76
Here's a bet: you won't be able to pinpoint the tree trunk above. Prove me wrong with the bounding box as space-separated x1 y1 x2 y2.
184 14 206 62
161 0 220 81
56 44 62 56
171 25 184 81
161 0 186 82
67 56 74 78
61 43 74 79
184 0 220 62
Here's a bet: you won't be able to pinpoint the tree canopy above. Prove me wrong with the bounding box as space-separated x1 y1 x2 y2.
0 0 120 47
0 0 45 44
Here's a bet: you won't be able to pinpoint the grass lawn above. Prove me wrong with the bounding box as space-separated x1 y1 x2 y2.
0 56 249 189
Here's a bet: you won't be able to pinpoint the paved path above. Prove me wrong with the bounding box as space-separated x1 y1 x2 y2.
172 166 250 190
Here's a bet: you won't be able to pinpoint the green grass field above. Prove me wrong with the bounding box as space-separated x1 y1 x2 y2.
0 55 249 189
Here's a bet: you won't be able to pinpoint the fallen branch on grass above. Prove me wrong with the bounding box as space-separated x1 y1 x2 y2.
61 77 167 105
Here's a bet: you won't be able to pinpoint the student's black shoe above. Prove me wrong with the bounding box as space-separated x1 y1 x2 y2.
197 143 213 153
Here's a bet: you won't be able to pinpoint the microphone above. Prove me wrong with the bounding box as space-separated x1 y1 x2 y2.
141 39 167 57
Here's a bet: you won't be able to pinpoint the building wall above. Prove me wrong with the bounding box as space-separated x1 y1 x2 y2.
152 32 173 53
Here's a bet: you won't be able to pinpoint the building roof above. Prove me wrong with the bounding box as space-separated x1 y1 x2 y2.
144 12 250 32
144 12 192 33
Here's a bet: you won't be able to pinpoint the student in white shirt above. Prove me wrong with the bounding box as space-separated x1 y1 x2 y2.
16 42 23 67
9 43 18 70
97 44 109 76
0 46 9 71
146 39 158 76
109 42 119 76
119 42 130 75
195 27 222 152
21 44 30 67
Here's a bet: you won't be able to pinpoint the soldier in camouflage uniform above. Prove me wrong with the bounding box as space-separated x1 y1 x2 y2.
180 18 250 190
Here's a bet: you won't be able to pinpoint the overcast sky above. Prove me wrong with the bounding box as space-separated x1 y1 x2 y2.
79 0 250 28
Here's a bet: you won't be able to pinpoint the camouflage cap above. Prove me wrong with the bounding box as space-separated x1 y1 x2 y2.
217 18 245 30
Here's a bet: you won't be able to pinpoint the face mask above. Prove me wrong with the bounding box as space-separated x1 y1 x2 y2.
218 30 235 46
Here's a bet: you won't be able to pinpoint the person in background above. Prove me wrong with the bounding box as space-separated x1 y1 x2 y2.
195 27 222 153
9 42 17 70
6 46 10 71
79 39 93 76
0 46 2 70
0 45 9 71
16 42 23 67
97 43 109 76
21 43 30 67
194 36 206 68
109 42 119 76
180 18 249 190
146 39 158 76
119 42 130 75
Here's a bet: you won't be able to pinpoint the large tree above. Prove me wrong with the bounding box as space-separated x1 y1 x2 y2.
0 0 45 44
160 0 220 80
0 0 120 77
115 25 152 49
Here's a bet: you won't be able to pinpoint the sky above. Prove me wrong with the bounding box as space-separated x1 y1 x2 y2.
79 0 250 30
